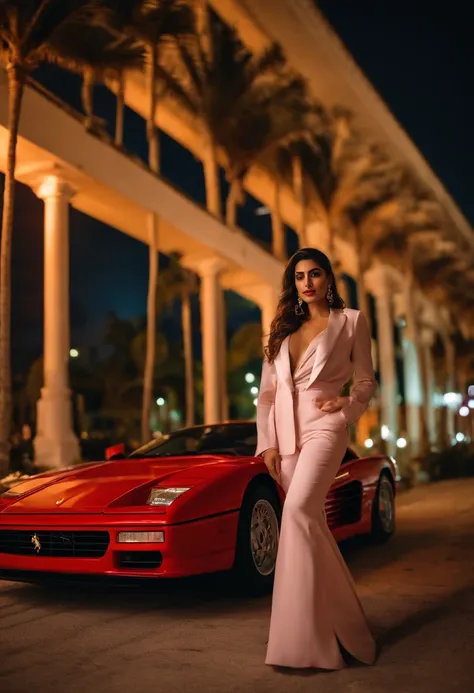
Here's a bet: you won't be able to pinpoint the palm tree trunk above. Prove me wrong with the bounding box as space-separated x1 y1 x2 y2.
326 222 349 303
142 44 160 443
141 213 159 443
147 44 159 173
196 0 213 62
218 287 228 421
197 7 221 221
292 155 307 247
115 72 125 147
271 178 286 261
81 66 95 125
226 179 240 228
0 64 25 475
203 137 222 219
182 291 195 427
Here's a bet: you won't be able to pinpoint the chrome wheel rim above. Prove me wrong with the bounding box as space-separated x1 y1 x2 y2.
378 478 395 533
250 499 279 576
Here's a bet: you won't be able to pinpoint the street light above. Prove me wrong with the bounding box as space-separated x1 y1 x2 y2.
456 432 465 442
396 437 407 449
253 398 258 406
364 439 374 449
69 348 79 358
156 397 165 406
250 386 258 395
459 406 469 417
444 392 462 409
245 373 255 384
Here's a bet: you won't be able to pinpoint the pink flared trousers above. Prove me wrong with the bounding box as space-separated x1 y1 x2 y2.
265 405 376 669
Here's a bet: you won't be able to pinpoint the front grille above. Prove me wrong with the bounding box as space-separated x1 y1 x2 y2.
0 530 110 558
118 551 163 569
325 480 362 529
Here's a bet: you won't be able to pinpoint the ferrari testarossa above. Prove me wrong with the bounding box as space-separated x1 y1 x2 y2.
0 422 397 592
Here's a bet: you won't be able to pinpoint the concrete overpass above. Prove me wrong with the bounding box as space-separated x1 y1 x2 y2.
0 1 469 466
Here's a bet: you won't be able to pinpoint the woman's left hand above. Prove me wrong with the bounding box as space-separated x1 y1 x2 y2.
317 396 348 413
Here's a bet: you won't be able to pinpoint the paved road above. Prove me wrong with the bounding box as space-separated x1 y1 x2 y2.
1 479 473 693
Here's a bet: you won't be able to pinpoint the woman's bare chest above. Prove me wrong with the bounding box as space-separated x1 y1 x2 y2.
289 321 328 374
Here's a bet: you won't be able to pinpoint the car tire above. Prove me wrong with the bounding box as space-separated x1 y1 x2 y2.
371 473 395 542
233 481 281 596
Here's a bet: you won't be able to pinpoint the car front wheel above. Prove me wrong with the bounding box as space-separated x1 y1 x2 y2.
233 482 281 595
371 474 395 542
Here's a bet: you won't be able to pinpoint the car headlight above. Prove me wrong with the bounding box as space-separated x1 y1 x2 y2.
147 487 192 506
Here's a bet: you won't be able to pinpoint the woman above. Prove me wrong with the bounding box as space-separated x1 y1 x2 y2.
256 247 377 670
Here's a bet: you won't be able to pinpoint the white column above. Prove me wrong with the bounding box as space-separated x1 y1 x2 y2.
257 285 278 351
420 328 437 447
373 273 398 457
402 338 422 455
198 258 225 424
34 175 80 468
443 334 456 443
399 289 424 457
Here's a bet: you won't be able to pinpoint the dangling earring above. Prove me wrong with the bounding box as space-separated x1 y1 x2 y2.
326 284 335 306
295 297 304 316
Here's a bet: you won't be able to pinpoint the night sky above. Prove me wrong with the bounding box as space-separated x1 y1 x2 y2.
5 1 472 374
317 0 472 223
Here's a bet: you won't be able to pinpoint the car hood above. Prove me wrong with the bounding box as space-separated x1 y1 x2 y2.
0 456 234 514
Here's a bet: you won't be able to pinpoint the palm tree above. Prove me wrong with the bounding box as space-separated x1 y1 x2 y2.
368 197 449 453
335 154 406 322
161 20 321 229
227 322 263 419
110 0 195 169
80 0 194 440
47 20 144 133
107 0 194 443
0 0 120 475
264 108 358 265
157 252 199 427
278 111 401 322
227 323 263 372
221 71 322 231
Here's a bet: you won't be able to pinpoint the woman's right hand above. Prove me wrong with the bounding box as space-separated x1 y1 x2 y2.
263 448 282 484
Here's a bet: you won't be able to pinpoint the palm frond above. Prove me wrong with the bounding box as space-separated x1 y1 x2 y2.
118 0 194 44
175 38 204 99
48 21 144 74
155 61 199 115
245 41 285 83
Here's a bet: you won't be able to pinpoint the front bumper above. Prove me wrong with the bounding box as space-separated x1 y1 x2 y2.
0 510 239 579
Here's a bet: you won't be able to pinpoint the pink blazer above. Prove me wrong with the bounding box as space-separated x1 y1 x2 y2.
256 308 377 456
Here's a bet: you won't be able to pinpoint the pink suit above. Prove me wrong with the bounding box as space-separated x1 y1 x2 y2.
256 308 377 669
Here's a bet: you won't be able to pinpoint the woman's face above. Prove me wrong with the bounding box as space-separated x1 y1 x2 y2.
294 259 330 306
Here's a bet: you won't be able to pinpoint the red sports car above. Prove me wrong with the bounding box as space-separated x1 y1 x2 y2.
0 422 397 592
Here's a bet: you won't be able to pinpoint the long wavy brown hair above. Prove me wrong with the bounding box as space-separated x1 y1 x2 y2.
265 247 345 363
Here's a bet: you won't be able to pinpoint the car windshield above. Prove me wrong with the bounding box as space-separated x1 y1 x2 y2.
129 423 258 459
